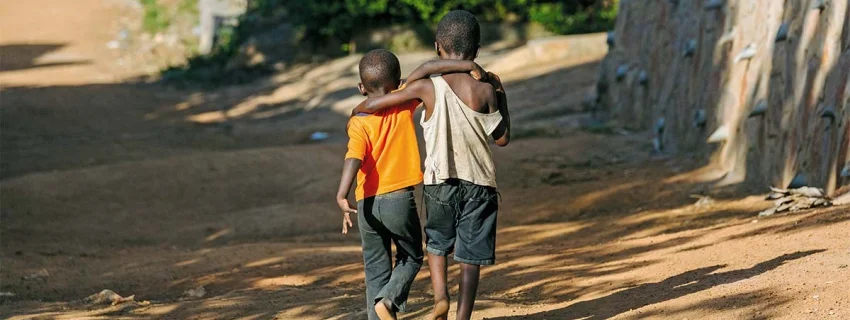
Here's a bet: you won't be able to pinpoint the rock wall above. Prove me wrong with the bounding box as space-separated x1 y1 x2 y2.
596 0 850 194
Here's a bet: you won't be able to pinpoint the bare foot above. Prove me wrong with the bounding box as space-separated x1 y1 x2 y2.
375 299 397 320
426 298 450 320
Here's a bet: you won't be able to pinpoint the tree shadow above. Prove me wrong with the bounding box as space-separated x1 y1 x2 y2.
0 44 90 72
617 288 794 320
486 250 825 320
721 205 850 241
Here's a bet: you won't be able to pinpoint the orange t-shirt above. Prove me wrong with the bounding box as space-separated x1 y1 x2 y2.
345 100 423 201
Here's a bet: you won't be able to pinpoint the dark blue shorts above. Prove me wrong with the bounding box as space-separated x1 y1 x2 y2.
423 179 498 265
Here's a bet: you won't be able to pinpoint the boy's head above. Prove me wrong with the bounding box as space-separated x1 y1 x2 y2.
358 49 401 96
435 10 480 60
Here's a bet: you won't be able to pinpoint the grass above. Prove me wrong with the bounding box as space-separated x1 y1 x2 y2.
141 0 170 34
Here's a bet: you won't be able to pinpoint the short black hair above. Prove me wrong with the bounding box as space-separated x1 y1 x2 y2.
359 49 401 91
435 10 480 57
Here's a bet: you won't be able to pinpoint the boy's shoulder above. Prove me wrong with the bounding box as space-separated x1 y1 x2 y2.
347 100 417 126
346 114 367 132
441 73 495 91
440 73 496 108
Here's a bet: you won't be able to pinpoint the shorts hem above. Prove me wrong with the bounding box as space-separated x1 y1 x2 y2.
426 246 450 256
453 255 495 266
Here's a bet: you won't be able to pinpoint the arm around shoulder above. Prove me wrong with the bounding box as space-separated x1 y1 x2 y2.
406 60 487 83
351 79 431 114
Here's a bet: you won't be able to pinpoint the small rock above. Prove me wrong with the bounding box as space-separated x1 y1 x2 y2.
183 286 206 299
759 207 777 217
707 125 729 143
0 291 15 297
23 268 50 280
734 44 758 62
775 23 790 42
84 289 136 306
693 109 707 128
749 100 768 117
692 195 715 208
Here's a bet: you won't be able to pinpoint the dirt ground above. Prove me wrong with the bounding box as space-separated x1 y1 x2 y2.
2 1 849 319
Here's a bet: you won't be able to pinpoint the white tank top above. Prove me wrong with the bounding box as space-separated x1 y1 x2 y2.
421 75 503 187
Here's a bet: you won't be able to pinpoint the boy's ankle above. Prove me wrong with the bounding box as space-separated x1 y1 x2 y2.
375 298 397 320
431 298 450 319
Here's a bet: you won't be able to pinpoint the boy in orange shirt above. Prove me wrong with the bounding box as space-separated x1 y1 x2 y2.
350 11 509 320
336 49 485 320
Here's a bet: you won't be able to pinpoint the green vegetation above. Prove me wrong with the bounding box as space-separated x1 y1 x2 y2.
141 0 199 34
141 0 170 33
529 1 618 35
164 0 618 85
278 0 618 51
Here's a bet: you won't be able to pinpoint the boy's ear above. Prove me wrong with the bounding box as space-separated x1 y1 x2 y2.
434 41 440 56
357 83 367 96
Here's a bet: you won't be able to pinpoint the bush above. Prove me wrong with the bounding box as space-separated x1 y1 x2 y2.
230 0 619 53
141 0 199 34
166 0 618 85
141 0 170 33
529 1 618 35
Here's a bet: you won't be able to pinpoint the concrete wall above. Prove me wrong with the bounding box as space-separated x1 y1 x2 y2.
596 0 850 194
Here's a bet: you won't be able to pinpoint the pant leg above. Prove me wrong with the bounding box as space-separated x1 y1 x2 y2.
358 197 392 320
423 182 461 257
454 181 498 265
372 191 424 312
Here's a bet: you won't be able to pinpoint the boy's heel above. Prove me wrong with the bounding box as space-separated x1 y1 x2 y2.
427 298 450 320
375 298 397 320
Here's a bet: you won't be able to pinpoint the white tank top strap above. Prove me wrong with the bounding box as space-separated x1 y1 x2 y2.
421 75 502 188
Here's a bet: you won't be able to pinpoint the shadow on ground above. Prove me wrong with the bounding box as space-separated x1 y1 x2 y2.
3 48 849 320
0 44 91 72
486 250 824 320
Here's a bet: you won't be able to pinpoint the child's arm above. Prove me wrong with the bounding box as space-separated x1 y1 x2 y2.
336 158 360 234
338 119 367 234
351 78 434 114
488 72 510 147
405 59 487 85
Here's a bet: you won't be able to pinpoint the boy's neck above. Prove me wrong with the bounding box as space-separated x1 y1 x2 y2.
366 87 394 98
439 53 474 61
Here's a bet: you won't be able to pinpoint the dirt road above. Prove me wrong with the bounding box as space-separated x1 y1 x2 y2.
2 1 848 319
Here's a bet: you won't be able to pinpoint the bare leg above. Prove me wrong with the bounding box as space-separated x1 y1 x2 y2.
456 263 480 320
427 253 450 320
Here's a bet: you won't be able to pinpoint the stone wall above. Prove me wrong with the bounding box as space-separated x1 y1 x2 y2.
596 0 850 194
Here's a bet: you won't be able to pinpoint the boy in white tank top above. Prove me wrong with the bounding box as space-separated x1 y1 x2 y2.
351 10 511 320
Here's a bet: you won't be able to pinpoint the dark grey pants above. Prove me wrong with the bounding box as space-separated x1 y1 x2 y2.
424 179 498 265
357 190 424 319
